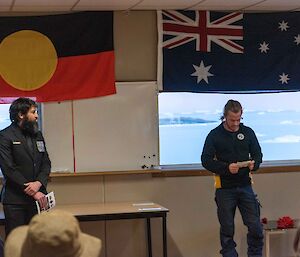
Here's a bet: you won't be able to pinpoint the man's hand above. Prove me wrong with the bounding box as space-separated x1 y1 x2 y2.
229 163 239 174
248 160 255 171
24 181 42 196
33 192 48 210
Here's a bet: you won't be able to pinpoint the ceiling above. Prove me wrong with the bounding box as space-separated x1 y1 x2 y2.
0 0 300 13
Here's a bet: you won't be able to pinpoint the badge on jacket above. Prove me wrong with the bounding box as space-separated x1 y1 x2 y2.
237 133 245 140
36 141 45 152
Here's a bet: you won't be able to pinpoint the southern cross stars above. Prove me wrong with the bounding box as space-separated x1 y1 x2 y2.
259 41 269 53
191 61 214 84
278 20 289 31
294 34 300 45
279 73 290 84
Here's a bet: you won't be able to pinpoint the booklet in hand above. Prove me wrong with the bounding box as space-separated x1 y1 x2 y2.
35 191 56 214
236 160 252 168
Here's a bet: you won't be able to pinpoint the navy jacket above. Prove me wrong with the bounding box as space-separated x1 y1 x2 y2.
0 123 51 204
201 123 262 188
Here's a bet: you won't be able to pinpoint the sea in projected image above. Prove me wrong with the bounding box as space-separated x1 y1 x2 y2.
159 93 300 165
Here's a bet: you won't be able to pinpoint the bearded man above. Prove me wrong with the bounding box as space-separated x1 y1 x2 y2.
0 97 51 236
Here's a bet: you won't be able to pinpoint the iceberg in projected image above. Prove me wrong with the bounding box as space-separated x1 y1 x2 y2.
159 117 216 125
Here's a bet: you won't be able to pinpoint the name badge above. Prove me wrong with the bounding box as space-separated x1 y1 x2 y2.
36 141 45 152
13 141 21 145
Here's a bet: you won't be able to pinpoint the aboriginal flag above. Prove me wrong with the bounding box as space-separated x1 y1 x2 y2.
0 11 115 102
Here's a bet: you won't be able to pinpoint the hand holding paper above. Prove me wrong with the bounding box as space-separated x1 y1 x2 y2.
35 191 56 214
236 160 255 170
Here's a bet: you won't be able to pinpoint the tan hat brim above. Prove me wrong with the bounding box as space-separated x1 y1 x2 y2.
4 226 102 257
4 226 28 257
80 233 102 257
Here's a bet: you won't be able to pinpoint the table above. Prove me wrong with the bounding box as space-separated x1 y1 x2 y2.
263 220 298 257
56 202 168 257
0 202 169 257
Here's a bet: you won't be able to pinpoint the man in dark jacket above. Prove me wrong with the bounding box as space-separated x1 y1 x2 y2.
0 97 51 236
201 100 263 257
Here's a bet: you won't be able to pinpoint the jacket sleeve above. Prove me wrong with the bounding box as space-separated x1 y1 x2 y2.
36 133 51 190
0 133 27 189
201 131 229 175
248 128 263 171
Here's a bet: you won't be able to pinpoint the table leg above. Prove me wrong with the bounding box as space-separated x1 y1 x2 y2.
146 218 152 257
162 215 167 257
265 231 270 257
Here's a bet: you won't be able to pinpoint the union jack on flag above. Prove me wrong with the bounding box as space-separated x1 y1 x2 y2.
162 10 244 53
158 10 300 93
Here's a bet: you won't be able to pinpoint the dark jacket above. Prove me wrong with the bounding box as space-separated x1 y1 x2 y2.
0 123 51 204
201 123 262 188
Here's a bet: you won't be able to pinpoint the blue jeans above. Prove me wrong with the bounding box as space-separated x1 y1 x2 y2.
215 185 263 257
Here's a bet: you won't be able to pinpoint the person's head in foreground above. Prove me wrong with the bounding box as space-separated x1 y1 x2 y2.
4 210 102 257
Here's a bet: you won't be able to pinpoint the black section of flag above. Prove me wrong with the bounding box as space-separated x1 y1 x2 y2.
0 11 113 57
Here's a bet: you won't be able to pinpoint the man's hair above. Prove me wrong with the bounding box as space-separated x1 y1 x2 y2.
9 98 37 123
220 99 243 121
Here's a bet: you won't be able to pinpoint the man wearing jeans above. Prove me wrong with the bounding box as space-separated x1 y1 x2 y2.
201 99 263 257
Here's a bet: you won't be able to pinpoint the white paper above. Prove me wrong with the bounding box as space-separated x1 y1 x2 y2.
236 161 251 168
132 202 154 206
138 207 162 211
36 191 56 214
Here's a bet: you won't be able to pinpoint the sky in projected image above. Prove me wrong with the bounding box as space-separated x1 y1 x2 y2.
159 92 300 114
159 92 300 164
0 104 11 129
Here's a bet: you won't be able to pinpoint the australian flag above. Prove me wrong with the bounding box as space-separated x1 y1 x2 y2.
158 10 300 93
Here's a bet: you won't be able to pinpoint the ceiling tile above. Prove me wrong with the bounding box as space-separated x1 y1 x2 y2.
74 0 138 10
189 0 264 10
0 7 11 12
0 0 12 5
0 0 12 11
2 0 300 12
245 0 300 10
13 0 76 11
133 0 202 10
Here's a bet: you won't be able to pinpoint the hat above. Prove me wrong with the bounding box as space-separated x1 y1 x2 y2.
4 210 102 257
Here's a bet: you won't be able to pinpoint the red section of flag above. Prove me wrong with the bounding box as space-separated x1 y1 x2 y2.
0 51 116 102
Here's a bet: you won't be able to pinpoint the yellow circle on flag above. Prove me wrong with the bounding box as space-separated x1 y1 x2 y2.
0 30 58 91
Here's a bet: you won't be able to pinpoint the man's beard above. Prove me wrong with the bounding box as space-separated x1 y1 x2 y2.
21 118 39 136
